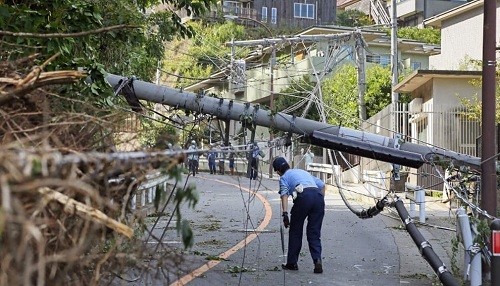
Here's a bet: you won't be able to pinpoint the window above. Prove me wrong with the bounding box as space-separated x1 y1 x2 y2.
271 8 277 24
293 3 315 19
262 7 268 22
224 1 242 14
411 61 421 70
366 54 391 67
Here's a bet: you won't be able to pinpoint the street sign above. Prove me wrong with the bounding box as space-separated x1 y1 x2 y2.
493 230 500 256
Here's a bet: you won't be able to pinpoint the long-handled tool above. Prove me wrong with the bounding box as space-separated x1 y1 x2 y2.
280 200 286 265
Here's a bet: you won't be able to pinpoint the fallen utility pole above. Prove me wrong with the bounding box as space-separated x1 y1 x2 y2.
106 74 480 169
394 199 459 286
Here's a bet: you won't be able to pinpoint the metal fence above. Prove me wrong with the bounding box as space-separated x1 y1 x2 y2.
361 102 481 191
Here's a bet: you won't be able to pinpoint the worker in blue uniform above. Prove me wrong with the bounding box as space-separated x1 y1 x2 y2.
272 156 325 274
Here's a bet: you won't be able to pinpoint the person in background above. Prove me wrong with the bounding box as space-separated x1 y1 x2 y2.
207 145 217 174
218 144 226 175
187 140 199 176
303 148 314 170
249 142 264 180
228 143 235 175
272 156 325 274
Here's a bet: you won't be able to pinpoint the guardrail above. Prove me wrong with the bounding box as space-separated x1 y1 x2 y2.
306 163 342 186
131 175 171 214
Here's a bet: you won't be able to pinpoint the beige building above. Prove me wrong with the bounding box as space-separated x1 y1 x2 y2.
424 0 500 69
362 0 499 190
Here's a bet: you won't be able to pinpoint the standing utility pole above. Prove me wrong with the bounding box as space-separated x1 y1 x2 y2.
390 0 400 135
269 44 276 178
481 0 497 219
390 0 399 105
482 2 498 285
355 32 367 121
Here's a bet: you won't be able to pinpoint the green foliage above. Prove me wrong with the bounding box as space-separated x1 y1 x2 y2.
1 0 216 88
458 59 500 123
162 20 251 88
336 10 374 27
365 65 392 117
322 64 411 127
138 117 178 149
396 27 441 44
322 65 360 127
174 184 199 248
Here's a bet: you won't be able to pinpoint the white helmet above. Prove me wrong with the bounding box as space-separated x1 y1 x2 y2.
191 140 196 144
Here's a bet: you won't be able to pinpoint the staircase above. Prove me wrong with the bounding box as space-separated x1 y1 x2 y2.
370 0 391 25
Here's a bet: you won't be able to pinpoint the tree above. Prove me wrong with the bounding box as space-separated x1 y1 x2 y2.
459 59 500 123
336 10 374 27
162 20 250 88
322 64 399 127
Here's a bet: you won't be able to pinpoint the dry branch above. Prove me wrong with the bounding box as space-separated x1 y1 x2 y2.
0 24 140 38
0 70 87 104
37 187 134 238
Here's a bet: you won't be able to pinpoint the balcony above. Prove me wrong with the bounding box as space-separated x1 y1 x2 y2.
223 6 259 21
395 0 424 18
387 0 468 21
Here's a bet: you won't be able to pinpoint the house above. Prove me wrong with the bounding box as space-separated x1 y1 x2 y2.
424 0 500 69
361 0 499 190
183 25 439 174
337 0 468 27
222 0 337 29
388 0 469 27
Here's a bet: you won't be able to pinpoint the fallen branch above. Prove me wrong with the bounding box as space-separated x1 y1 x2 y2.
37 187 134 238
0 24 140 38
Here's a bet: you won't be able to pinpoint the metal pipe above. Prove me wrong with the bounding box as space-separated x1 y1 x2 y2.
457 208 481 286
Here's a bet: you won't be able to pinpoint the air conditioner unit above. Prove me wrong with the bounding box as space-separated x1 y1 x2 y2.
408 98 423 113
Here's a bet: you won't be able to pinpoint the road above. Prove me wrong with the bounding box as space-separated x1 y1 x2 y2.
132 173 458 286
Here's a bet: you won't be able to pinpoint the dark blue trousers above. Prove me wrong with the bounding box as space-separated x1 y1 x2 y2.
287 188 325 264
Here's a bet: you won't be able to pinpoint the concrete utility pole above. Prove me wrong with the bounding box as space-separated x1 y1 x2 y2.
226 32 358 176
106 74 481 170
355 32 367 121
268 44 276 178
481 0 497 220
390 0 399 105
482 3 498 285
390 0 400 136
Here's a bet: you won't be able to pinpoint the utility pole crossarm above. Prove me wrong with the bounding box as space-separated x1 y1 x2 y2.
225 32 359 47
106 74 481 169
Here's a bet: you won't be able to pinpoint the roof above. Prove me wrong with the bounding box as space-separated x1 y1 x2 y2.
337 0 361 9
184 26 441 92
393 69 482 93
424 0 484 28
300 25 441 55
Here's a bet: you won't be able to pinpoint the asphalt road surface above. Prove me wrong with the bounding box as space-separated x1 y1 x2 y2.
127 174 458 286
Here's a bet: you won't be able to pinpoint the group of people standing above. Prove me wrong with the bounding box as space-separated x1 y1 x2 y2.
206 144 235 175
187 141 236 176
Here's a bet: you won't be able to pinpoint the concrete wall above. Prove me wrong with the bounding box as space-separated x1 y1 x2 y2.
429 5 500 69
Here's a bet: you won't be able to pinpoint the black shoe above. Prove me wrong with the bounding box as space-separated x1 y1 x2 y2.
281 263 298 271
313 261 323 274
